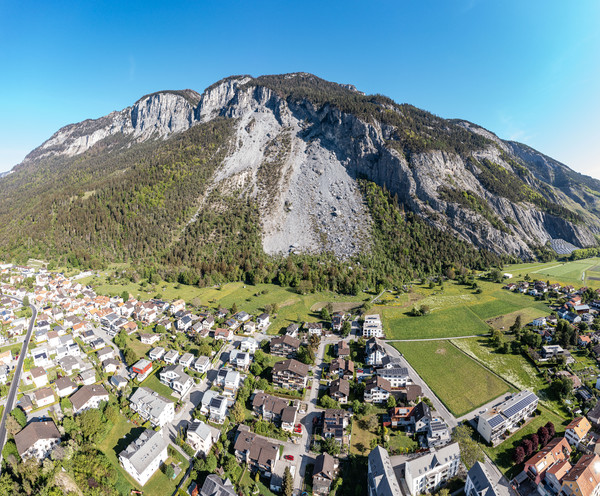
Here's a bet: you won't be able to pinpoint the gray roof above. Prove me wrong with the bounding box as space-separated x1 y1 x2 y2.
119 429 168 475
188 420 213 442
466 462 502 496
368 446 402 496
405 442 460 477
15 420 60 457
130 386 172 418
200 474 236 496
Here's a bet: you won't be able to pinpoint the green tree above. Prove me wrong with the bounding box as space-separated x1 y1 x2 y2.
121 290 129 302
22 295 30 307
124 347 138 366
342 321 351 337
320 308 331 321
164 464 175 479
321 436 341 456
229 401 246 424
283 466 294 496
452 424 484 469
10 407 27 428
386 396 397 409
78 409 103 441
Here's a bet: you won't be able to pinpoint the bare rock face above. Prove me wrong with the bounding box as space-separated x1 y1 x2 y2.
14 73 600 260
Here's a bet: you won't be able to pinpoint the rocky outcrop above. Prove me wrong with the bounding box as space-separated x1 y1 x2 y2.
10 73 600 260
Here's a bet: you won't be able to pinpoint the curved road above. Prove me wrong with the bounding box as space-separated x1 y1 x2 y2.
0 295 37 470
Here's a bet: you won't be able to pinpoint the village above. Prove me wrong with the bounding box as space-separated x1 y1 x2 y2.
1 263 600 496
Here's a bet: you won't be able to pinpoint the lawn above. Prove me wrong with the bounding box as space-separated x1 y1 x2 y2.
395 341 513 417
451 337 569 417
380 280 550 340
350 415 379 455
505 258 600 288
138 368 177 400
482 405 567 478
486 307 549 331
388 430 418 454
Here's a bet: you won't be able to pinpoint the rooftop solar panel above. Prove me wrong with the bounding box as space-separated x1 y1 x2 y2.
502 393 536 418
487 414 505 428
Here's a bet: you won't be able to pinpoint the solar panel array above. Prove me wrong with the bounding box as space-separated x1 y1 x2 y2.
487 414 504 429
502 393 536 418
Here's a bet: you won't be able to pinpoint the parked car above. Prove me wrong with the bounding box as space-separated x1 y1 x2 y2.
284 455 294 461
294 424 302 433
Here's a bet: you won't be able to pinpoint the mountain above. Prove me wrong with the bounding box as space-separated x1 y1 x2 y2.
1 73 598 287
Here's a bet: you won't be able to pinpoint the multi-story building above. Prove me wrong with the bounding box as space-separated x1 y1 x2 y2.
269 335 300 358
159 364 193 396
252 392 289 422
187 420 220 456
272 359 309 391
376 366 410 388
366 338 387 366
364 376 392 403
465 462 501 496
524 437 571 484
129 387 174 428
368 446 402 496
565 417 591 448
363 314 384 338
322 409 352 445
477 390 539 445
70 384 109 414
233 426 280 475
119 429 168 486
313 452 339 495
404 442 461 496
560 453 600 496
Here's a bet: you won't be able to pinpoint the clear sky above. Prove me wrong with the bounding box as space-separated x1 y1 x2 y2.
0 0 599 179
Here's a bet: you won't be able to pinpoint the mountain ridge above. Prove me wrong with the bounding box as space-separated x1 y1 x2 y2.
1 73 599 286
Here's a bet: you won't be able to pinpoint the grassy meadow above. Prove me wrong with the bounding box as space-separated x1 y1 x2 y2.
394 340 513 417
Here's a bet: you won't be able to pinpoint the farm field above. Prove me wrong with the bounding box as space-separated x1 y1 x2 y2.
486 307 548 331
380 280 549 340
505 258 600 287
393 340 513 417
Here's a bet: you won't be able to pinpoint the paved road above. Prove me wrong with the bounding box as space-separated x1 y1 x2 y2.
0 295 37 471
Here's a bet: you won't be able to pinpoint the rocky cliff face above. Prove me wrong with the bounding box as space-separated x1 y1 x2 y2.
9 73 600 260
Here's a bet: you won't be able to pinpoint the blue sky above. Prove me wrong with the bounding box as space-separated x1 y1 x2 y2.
0 0 599 179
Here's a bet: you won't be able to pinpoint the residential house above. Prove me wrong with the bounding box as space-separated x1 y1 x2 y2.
270 335 301 358
102 357 121 374
322 409 352 445
252 392 288 422
233 311 251 323
0 349 12 366
243 321 256 334
140 333 160 345
368 446 402 496
427 417 451 448
187 420 220 456
477 390 539 445
199 475 235 496
256 313 270 329
559 453 600 496
366 338 387 366
285 323 299 338
587 402 600 426
216 367 241 395
404 442 461 496
179 353 195 368
233 426 280 475
565 417 592 448
240 337 259 354
229 349 250 370
523 437 571 484
15 421 61 461
465 462 501 496
79 368 97 386
58 355 82 375
335 340 350 358
149 346 165 361
281 406 298 432
119 429 168 486
272 359 309 391
160 364 193 396
31 346 51 368
305 322 323 336
129 387 174 428
97 346 115 362
110 375 128 389
55 376 78 397
70 384 109 414
329 378 350 404
163 349 179 364
364 376 392 403
313 452 339 496
330 358 354 380
193 356 210 374
31 366 48 388
214 328 234 341
34 387 55 407
200 390 228 423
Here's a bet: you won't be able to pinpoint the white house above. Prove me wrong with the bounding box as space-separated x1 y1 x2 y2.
55 376 78 397
129 387 175 428
31 367 48 388
119 429 168 486
187 420 220 456
256 313 270 329
34 387 55 407
229 350 250 370
363 314 384 338
179 352 194 368
240 337 259 354
70 384 109 414
15 421 61 461
193 356 211 374
163 350 179 364
149 346 165 361
159 364 193 396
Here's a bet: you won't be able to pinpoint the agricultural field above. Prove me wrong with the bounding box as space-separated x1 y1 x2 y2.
394 340 513 417
379 280 549 340
505 258 600 287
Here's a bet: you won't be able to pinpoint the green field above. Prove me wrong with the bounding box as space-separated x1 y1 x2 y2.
394 340 513 416
380 280 549 340
506 258 600 287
